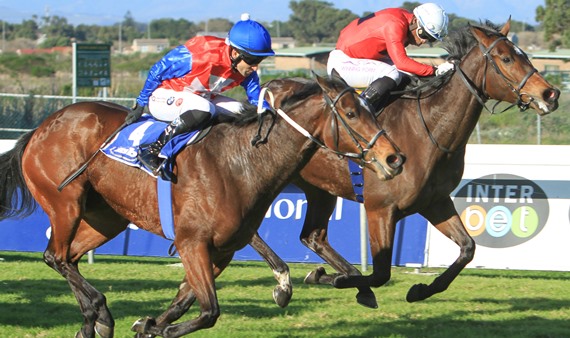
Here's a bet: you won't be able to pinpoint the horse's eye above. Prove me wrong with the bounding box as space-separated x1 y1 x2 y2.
502 56 512 64
346 111 356 119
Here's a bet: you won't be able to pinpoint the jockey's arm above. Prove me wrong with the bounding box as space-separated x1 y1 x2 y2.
136 46 193 106
241 71 272 111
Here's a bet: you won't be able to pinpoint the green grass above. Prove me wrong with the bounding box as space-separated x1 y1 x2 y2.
1 251 570 337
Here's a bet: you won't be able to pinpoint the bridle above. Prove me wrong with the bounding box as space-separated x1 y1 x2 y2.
257 85 388 167
412 34 538 154
455 35 538 114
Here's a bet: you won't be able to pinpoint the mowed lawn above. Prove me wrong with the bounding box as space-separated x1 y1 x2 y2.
1 251 569 338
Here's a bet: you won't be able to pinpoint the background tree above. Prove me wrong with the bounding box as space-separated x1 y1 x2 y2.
149 18 197 44
199 18 233 33
289 0 357 44
536 0 570 50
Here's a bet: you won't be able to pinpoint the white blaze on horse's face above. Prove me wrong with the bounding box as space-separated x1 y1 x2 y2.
513 45 524 56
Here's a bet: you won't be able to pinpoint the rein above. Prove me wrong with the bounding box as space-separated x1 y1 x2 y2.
258 86 385 165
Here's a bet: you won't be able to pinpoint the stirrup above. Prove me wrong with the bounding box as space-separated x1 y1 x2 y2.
137 144 162 173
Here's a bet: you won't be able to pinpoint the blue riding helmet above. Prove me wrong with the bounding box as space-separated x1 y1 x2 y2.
228 13 275 57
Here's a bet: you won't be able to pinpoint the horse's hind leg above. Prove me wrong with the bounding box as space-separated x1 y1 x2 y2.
406 197 475 302
44 219 120 338
298 187 377 308
250 232 292 308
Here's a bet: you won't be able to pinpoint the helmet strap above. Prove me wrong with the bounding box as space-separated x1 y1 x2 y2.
230 47 242 71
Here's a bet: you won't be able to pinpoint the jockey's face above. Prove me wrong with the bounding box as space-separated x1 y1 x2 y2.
231 49 262 77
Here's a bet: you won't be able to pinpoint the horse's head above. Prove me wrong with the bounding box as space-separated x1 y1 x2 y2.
313 70 404 180
469 19 560 115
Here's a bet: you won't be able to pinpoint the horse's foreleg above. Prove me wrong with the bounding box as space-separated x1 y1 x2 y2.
406 197 475 302
133 242 221 338
250 232 292 308
298 189 377 308
329 207 396 306
135 254 233 338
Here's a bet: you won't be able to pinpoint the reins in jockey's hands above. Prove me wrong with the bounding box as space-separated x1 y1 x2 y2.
435 61 455 76
126 103 146 125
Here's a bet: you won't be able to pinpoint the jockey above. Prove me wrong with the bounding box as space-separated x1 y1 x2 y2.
327 3 454 112
126 13 275 176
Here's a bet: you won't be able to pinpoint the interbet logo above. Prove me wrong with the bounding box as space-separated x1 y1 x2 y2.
454 174 549 248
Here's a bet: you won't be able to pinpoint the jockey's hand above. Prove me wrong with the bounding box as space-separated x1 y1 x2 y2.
126 103 145 125
435 61 455 76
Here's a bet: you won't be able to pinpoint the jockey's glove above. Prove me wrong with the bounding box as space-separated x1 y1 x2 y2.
435 61 455 76
126 103 145 125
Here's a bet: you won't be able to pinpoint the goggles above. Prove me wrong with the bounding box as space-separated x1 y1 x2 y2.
240 52 266 66
417 26 438 43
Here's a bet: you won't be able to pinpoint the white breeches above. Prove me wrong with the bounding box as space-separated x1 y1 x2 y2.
148 88 243 122
327 49 403 88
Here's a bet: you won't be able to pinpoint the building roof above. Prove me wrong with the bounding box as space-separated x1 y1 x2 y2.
528 49 570 60
275 46 334 57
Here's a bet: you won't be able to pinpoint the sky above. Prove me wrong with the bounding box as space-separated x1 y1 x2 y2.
0 0 544 27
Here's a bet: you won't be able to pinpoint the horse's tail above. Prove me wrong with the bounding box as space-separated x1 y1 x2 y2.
0 130 37 220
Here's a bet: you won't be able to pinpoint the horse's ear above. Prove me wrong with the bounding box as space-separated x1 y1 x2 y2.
500 16 511 36
330 68 350 87
469 24 490 46
314 71 332 93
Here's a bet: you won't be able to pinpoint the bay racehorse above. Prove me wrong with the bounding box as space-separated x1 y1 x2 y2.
251 19 560 308
142 20 561 323
0 72 404 337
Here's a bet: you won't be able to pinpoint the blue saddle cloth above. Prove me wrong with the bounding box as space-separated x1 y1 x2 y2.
101 116 199 178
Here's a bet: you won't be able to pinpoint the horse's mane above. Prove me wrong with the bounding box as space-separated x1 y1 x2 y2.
397 21 504 96
217 76 338 127
442 20 503 61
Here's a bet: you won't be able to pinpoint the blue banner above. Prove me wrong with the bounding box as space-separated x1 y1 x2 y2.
0 187 427 266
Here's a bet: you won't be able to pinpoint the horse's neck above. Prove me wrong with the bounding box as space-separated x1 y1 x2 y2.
415 51 487 152
219 110 318 200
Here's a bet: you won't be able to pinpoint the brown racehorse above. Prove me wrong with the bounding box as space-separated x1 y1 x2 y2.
254 19 560 307
145 19 561 324
0 73 404 337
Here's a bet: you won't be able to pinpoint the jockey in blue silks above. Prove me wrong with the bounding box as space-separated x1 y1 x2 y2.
125 13 275 176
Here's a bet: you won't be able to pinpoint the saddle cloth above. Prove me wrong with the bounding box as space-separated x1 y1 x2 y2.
101 115 199 178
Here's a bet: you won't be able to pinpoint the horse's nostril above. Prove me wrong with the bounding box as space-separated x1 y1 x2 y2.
387 153 405 169
545 88 560 102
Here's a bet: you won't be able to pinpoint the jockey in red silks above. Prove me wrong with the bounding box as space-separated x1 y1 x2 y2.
327 3 453 112
126 13 275 176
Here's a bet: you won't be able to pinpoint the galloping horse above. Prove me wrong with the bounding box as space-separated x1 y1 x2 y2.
0 73 403 337
144 20 560 322
252 19 560 307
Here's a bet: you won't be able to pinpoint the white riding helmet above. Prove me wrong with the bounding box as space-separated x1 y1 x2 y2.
413 3 448 41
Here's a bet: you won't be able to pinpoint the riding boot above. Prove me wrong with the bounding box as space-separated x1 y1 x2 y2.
360 77 398 114
138 109 212 175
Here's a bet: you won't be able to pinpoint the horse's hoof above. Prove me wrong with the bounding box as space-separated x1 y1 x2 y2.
356 290 378 309
95 321 114 338
131 317 156 335
406 283 429 303
304 266 326 284
273 285 292 308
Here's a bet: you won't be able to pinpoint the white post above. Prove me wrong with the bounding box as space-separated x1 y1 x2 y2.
360 204 368 272
72 42 77 104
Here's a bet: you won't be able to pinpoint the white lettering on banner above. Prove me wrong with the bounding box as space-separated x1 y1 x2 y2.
265 197 344 220
466 184 534 203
